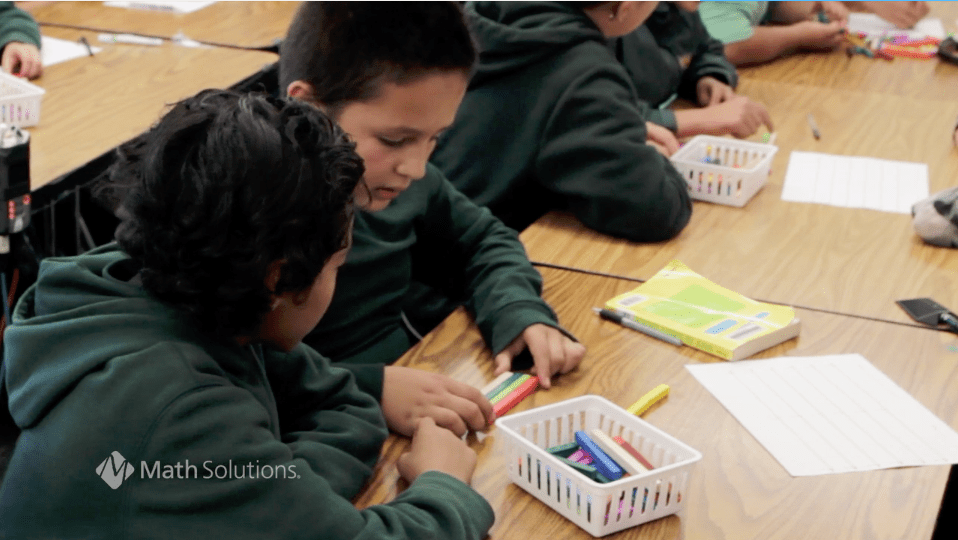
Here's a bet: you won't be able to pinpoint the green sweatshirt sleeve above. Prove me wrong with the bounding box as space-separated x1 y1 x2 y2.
262 344 387 497
335 362 386 402
645 108 679 133
676 23 739 101
128 346 493 540
418 168 567 354
536 58 692 242
0 2 41 50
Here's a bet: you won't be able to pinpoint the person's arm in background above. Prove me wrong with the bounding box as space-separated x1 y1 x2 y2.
819 1 851 25
670 5 773 138
852 1 929 29
0 1 41 79
672 94 773 138
699 0 844 67
723 21 845 66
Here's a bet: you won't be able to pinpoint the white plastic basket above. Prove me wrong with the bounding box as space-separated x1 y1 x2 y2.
670 134 777 207
0 71 44 127
495 395 702 537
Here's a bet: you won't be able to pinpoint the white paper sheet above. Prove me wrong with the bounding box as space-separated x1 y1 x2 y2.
846 13 945 40
40 36 102 67
781 151 929 213
687 354 958 476
104 1 217 14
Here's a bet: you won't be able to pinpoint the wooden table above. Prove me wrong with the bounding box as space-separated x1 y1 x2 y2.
355 267 958 540
28 1 301 49
520 77 958 325
520 3 958 324
28 27 277 190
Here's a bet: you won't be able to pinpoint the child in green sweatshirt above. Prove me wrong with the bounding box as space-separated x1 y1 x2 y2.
0 90 494 540
0 1 41 79
429 1 695 242
622 1 772 139
281 2 586 438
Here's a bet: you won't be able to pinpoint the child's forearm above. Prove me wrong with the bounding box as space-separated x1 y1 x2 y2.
673 108 722 138
769 1 819 23
724 25 807 66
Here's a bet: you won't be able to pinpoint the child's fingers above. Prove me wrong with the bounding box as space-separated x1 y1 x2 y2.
523 330 553 389
0 51 14 75
755 103 774 132
448 380 495 426
428 406 470 438
559 340 586 374
493 351 514 376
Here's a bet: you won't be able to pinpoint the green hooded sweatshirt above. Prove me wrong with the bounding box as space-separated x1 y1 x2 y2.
0 1 41 51
430 1 692 242
304 164 565 398
0 243 494 540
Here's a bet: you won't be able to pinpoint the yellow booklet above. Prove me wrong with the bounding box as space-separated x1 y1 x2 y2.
604 260 800 361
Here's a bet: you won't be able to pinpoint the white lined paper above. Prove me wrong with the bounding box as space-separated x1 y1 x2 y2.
782 152 929 214
687 354 958 476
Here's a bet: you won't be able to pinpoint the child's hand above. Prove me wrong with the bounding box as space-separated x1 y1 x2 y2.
862 1 929 29
708 95 774 138
645 122 679 157
696 76 736 107
818 1 850 27
397 417 478 485
381 366 495 437
1 42 42 79
493 324 585 389
795 21 845 51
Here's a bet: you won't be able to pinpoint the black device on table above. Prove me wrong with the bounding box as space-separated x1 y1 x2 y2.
896 298 958 334
939 36 958 66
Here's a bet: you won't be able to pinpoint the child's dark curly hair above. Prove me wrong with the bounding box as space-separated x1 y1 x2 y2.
110 89 364 339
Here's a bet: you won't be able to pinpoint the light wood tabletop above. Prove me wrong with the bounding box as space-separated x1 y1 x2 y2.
27 27 277 190
354 266 958 540
520 77 958 325
27 1 301 50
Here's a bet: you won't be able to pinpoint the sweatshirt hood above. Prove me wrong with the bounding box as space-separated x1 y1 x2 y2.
2 244 201 429
466 1 605 85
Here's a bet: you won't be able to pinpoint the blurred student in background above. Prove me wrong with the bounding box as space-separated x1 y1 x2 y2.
700 1 931 66
431 1 694 244
622 1 772 138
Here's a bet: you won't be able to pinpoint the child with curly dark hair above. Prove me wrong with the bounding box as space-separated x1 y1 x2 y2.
0 89 494 540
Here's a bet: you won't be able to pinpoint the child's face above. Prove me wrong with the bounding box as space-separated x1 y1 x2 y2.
258 239 351 352
333 71 469 212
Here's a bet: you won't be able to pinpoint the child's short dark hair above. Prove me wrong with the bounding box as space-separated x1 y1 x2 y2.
279 1 477 116
110 89 364 338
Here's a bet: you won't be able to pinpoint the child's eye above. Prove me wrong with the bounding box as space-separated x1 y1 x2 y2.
379 136 412 148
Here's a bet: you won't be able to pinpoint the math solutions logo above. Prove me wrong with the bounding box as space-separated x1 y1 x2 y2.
96 451 135 490
96 451 301 489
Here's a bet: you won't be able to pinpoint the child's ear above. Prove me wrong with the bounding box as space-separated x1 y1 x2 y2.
287 80 315 101
264 260 285 296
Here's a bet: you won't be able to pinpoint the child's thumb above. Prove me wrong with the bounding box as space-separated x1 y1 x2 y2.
493 352 513 376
